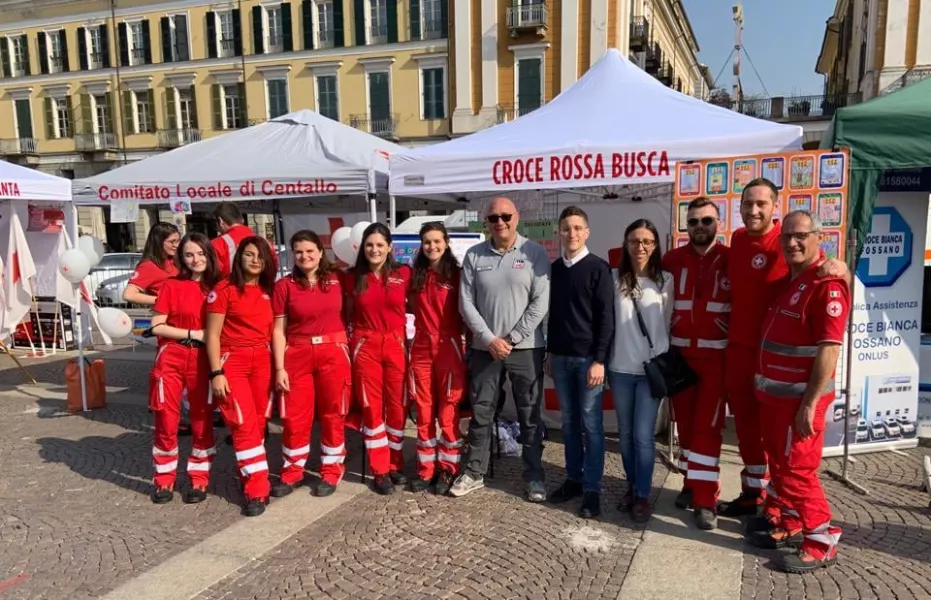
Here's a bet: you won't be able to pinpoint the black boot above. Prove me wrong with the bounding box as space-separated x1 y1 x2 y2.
270 480 303 498
242 497 269 517
716 492 762 517
183 487 207 504
316 481 337 497
150 487 173 504
373 474 395 495
409 477 430 492
389 471 408 486
674 488 693 510
547 480 583 503
580 492 601 519
693 508 717 530
434 470 455 496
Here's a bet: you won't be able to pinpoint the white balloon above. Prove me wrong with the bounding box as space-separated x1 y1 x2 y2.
59 249 91 284
331 227 355 264
98 307 133 338
77 235 104 267
349 221 371 249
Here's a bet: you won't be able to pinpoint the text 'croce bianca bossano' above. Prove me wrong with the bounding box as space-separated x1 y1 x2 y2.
491 151 671 185
96 179 339 201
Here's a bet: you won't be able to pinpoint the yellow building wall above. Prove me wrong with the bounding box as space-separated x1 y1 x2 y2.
649 7 697 95
497 0 561 107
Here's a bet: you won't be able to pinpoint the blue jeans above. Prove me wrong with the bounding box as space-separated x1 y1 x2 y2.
551 355 605 493
608 371 661 498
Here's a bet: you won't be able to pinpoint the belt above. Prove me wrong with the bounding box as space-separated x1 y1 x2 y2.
291 332 348 346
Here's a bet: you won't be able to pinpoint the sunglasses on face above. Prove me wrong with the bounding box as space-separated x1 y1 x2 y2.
486 213 513 224
780 231 817 244
687 216 716 227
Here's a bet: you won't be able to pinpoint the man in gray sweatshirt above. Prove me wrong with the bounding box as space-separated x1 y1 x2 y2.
450 196 551 502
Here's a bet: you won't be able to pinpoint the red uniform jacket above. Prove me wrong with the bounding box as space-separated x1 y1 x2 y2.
211 224 280 278
662 243 731 358
727 222 788 349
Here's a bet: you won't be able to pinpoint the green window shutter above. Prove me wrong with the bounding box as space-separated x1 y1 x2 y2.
422 68 444 119
409 0 420 41
99 25 111 67
118 22 129 66
206 12 218 58
66 96 75 137
160 16 172 61
252 5 264 54
190 87 199 129
517 58 542 113
38 32 49 74
302 0 314 49
44 97 55 139
353 0 365 46
122 90 134 134
147 89 156 131
142 20 153 64
80 93 92 134
15 99 33 138
211 84 222 129
333 0 345 47
440 0 448 38
282 2 293 51
232 9 243 56
0 37 10 77
175 15 189 61
237 82 246 126
106 92 116 133
60 30 70 72
166 88 177 129
368 72 390 120
77 28 87 70
386 0 398 44
21 36 30 75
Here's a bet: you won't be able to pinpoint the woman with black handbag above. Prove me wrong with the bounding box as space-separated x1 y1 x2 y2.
607 219 674 523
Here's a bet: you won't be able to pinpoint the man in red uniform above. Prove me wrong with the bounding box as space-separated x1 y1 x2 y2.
748 209 849 573
663 197 730 531
211 202 279 277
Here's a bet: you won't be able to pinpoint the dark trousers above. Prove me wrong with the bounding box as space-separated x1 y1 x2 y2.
463 348 545 482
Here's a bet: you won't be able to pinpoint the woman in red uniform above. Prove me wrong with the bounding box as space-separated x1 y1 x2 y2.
124 222 180 305
205 237 277 517
271 230 351 498
148 233 219 504
346 223 412 495
407 222 466 494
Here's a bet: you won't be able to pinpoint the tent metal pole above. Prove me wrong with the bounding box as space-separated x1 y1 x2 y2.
368 193 377 223
389 195 396 230
70 205 89 412
825 228 868 495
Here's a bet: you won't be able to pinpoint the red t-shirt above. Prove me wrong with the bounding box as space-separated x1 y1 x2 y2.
128 259 178 296
152 278 208 347
206 280 274 347
211 224 280 278
410 269 462 337
346 265 412 333
272 272 346 338
727 222 788 348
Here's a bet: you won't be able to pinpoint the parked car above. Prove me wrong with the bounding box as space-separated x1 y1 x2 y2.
833 404 845 421
883 417 901 438
850 404 860 417
870 419 886 441
88 253 142 292
96 273 133 307
855 419 869 442
896 415 916 436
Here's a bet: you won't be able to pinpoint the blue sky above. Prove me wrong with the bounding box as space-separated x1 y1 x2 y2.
681 0 835 97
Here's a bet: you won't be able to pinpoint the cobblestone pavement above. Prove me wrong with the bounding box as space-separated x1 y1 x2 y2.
741 448 931 600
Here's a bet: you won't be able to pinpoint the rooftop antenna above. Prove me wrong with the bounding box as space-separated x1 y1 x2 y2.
732 2 744 110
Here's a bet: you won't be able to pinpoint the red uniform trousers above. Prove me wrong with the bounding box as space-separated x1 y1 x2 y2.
758 392 841 560
352 330 407 475
725 343 770 495
149 343 216 489
218 343 273 500
671 355 726 510
409 333 466 480
279 334 352 486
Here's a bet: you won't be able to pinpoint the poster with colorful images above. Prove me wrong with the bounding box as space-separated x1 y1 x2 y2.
673 149 849 261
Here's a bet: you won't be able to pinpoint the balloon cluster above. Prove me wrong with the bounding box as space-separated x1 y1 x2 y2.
331 221 371 265
58 235 133 340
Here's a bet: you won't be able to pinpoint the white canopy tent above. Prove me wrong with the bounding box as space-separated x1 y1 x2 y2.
71 109 454 221
0 160 72 202
389 48 804 196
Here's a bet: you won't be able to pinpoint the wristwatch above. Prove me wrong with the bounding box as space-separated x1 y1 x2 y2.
505 335 517 346
209 369 225 380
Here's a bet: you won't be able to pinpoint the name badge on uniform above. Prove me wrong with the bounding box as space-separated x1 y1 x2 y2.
513 259 525 269
476 266 493 272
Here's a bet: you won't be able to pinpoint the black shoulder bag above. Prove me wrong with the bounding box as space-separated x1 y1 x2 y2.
631 295 698 400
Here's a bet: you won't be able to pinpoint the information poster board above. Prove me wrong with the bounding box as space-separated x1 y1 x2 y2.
468 219 560 260
672 148 850 261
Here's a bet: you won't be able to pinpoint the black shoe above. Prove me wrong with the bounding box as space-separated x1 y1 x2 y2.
373 474 396 495
271 480 303 498
745 514 777 534
580 491 601 519
409 477 430 492
716 492 763 517
674 488 693 510
434 470 455 496
779 549 837 574
617 489 635 512
694 508 717 530
150 487 173 504
242 497 268 517
178 422 192 437
213 414 225 428
547 480 583 504
183 488 207 504
389 471 408 486
747 527 804 550
316 481 337 497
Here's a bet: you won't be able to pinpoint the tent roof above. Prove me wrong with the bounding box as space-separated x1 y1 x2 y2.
389 48 803 196
0 161 71 202
71 110 405 205
829 75 931 170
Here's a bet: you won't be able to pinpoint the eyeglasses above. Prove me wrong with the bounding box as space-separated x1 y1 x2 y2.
687 216 716 227
486 213 513 224
627 239 656 249
780 231 818 244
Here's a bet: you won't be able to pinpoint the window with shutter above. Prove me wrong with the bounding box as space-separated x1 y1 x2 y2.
316 74 339 121
252 5 265 54
409 0 420 41
59 30 69 71
38 32 49 74
517 58 542 115
232 9 243 56
174 15 189 61
421 67 444 119
118 22 129 66
0 38 11 78
211 84 223 129
206 12 218 58
316 0 336 48
302 0 315 49
367 71 390 120
77 28 88 70
366 0 388 44
44 97 55 139
122 90 135 134
89 26 106 69
166 88 178 129
281 3 293 51
15 99 33 139
267 79 289 118
160 16 173 62
332 0 344 47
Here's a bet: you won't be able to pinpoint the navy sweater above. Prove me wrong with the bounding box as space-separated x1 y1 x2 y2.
546 253 615 363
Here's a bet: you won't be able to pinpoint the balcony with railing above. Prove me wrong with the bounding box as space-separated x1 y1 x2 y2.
317 28 335 49
130 47 147 65
882 67 931 95
89 52 105 69
719 93 862 122
267 35 283 54
219 38 236 58
507 1 548 36
0 138 38 155
49 55 64 74
644 42 662 71
369 23 388 44
629 16 649 52
496 101 546 123
349 114 398 139
157 128 202 148
423 16 444 39
656 61 673 86
76 132 117 152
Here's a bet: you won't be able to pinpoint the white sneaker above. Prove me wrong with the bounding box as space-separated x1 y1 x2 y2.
448 473 485 497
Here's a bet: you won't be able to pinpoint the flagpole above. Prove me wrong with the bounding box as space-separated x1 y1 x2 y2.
69 206 89 412
29 282 47 357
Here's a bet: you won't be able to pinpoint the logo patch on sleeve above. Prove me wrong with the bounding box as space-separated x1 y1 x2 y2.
826 300 843 318
207 291 218 304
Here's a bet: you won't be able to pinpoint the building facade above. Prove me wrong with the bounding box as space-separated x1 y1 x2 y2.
450 0 707 133
0 0 450 246
817 0 931 101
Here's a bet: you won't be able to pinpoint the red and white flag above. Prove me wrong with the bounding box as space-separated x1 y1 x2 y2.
0 213 37 342
55 230 112 345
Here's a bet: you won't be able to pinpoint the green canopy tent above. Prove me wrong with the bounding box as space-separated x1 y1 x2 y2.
822 75 931 259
